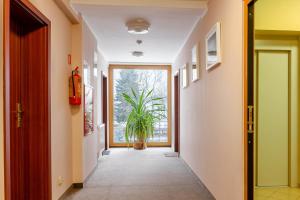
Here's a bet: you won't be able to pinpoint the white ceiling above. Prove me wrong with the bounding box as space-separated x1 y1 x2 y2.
71 1 207 63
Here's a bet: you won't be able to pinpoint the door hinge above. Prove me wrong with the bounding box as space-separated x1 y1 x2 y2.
16 103 24 128
247 105 254 133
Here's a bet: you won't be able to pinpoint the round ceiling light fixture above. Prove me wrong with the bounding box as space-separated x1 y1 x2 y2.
126 18 150 34
132 51 144 57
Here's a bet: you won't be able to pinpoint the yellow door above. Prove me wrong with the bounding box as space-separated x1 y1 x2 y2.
257 50 290 187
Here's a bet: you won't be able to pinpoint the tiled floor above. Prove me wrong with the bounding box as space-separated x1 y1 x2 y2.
63 148 215 200
255 187 300 200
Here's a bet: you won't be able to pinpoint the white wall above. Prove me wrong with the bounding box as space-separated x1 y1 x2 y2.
96 50 109 126
82 20 98 180
72 19 108 182
172 0 244 199
95 50 108 153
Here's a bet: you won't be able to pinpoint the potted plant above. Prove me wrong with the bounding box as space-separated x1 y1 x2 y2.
122 89 166 150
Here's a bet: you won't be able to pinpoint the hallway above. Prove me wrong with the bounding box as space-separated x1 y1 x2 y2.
64 149 215 200
0 0 248 199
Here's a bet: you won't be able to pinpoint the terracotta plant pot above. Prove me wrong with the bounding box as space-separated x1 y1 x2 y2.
133 140 147 150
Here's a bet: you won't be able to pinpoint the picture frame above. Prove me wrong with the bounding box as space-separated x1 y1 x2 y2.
84 84 94 136
83 61 91 85
205 22 221 70
192 43 200 82
181 63 188 88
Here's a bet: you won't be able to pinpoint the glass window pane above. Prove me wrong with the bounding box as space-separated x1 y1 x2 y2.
113 68 168 144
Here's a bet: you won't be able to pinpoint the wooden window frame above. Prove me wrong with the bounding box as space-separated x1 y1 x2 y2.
108 64 172 147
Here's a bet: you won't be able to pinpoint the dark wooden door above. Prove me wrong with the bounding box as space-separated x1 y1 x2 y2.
102 74 108 150
4 0 51 199
9 12 26 199
174 73 180 154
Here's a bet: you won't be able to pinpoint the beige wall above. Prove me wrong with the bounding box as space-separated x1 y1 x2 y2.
255 0 300 32
0 0 4 198
0 0 74 199
0 1 108 199
172 0 244 199
71 22 84 183
28 0 74 199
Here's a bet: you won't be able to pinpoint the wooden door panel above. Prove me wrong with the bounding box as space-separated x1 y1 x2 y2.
10 16 26 200
5 0 51 199
24 26 50 199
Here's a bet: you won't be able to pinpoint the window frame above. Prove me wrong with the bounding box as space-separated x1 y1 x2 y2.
108 64 172 147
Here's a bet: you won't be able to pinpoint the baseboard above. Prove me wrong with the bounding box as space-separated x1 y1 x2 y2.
57 182 83 199
72 182 84 188
58 163 98 199
102 149 110 155
83 162 99 184
179 157 216 200
58 184 76 200
98 148 106 158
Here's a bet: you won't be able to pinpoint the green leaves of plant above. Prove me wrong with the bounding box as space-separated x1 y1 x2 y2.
122 88 166 144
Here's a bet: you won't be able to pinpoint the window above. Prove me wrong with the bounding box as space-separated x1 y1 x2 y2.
109 65 171 147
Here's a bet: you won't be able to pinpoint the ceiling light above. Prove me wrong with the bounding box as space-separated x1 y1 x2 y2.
136 40 143 45
126 18 150 34
132 51 144 57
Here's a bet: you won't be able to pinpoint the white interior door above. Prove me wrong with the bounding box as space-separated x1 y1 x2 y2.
257 50 289 187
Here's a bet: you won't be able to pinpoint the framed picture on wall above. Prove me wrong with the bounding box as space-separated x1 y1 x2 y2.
206 22 221 70
192 43 200 82
83 61 91 85
182 63 188 88
84 84 94 136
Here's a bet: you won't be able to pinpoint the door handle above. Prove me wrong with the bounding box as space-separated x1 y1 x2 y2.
248 105 254 134
16 103 24 128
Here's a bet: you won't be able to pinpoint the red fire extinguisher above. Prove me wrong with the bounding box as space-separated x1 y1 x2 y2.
69 66 82 105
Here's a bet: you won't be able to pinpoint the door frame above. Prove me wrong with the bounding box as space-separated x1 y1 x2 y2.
102 73 108 150
174 71 180 154
243 0 255 200
108 64 172 147
3 0 51 199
